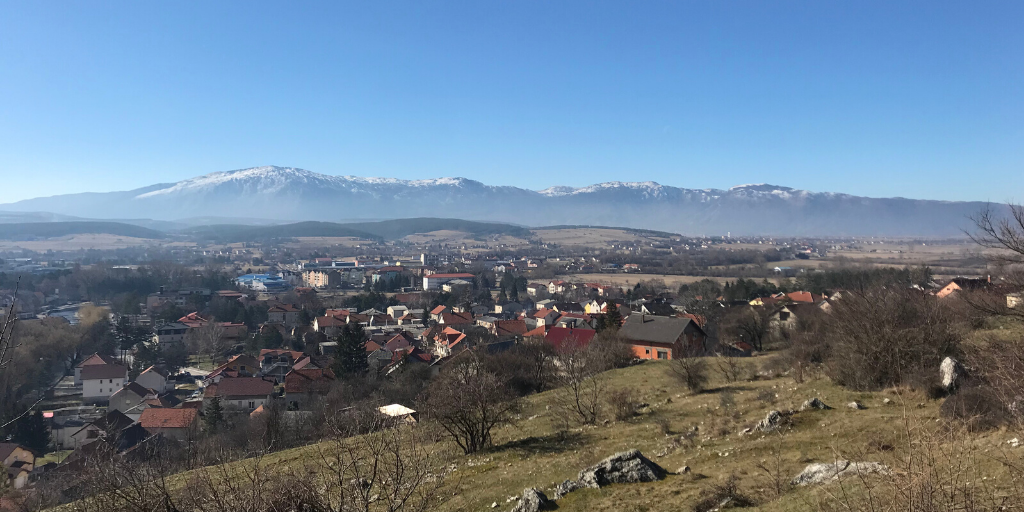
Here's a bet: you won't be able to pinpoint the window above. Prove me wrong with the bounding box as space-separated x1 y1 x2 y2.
248 401 256 409
645 348 651 355
657 351 668 360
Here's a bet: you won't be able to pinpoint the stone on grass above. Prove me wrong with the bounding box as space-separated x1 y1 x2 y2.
791 460 890 486
800 398 832 411
510 488 553 512
941 357 965 392
577 449 666 489
677 466 691 474
755 410 784 432
847 401 866 410
552 479 585 500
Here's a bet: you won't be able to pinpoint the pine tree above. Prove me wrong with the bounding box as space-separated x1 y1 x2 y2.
203 396 224 433
332 324 369 377
13 410 50 454
601 302 623 332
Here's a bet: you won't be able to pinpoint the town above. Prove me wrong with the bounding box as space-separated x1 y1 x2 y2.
0 217 1020 510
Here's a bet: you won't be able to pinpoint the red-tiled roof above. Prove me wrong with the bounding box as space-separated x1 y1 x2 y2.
427 273 475 279
205 377 275 399
284 368 336 394
268 304 300 313
430 305 447 315
442 312 473 325
77 353 117 369
545 327 597 351
523 326 547 337
316 316 346 327
139 408 197 430
259 349 304 360
494 320 528 336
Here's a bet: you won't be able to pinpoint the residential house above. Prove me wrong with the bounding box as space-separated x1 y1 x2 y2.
532 308 559 328
284 368 336 407
81 363 129 403
152 322 189 349
440 311 474 327
937 277 991 299
618 313 708 360
387 305 409 320
136 366 173 393
75 353 118 386
0 443 35 489
1009 292 1022 309
107 382 157 419
442 279 473 295
547 280 568 295
492 319 528 339
67 410 134 450
544 326 597 352
138 408 199 441
551 302 585 314
259 349 305 383
493 302 524 317
429 305 448 323
526 283 548 298
267 304 301 327
204 377 275 411
206 354 259 382
313 315 346 337
583 300 608 315
432 327 467 358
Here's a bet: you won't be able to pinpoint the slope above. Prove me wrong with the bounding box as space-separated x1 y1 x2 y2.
0 221 166 240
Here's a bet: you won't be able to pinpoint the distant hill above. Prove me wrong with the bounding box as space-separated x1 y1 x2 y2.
0 222 166 240
182 218 531 242
0 166 1000 236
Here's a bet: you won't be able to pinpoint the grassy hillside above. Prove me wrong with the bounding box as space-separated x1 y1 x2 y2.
0 221 166 240
343 217 533 239
168 355 1021 512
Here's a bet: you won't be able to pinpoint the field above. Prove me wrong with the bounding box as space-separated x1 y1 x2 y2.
154 346 1023 512
0 234 163 251
533 227 674 247
562 273 779 289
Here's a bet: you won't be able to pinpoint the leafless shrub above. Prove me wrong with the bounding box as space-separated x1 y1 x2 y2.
714 354 744 383
553 338 608 426
606 387 638 421
754 438 786 501
756 389 777 406
670 356 709 394
421 354 520 454
692 474 755 512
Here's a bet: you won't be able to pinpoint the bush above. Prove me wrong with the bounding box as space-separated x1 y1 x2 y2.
670 357 709 394
940 386 1009 431
815 288 965 391
693 474 755 512
606 388 638 421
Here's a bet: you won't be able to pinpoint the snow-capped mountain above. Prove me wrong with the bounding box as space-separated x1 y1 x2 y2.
0 166 991 236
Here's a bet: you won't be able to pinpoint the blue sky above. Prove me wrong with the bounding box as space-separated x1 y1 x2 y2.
0 1 1021 204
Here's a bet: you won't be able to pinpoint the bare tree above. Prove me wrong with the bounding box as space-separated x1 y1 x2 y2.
185 319 227 365
968 202 1024 318
553 338 607 425
0 280 20 372
422 354 520 454
734 307 772 352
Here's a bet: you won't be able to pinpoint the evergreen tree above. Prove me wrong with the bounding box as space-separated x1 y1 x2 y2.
332 324 369 377
13 410 50 454
601 302 623 332
203 396 224 433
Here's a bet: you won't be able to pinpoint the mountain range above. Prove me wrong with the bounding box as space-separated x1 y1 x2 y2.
0 166 994 236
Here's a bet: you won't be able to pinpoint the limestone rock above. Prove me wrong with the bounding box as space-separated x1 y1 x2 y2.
755 410 784 432
791 460 890 486
510 488 553 512
551 479 585 500
577 449 666 489
800 398 832 411
940 357 964 392
847 401 866 410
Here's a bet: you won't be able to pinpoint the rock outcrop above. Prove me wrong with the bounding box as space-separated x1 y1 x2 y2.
800 398 832 411
940 357 965 392
510 488 554 512
550 450 666 500
755 410 785 432
791 460 890 486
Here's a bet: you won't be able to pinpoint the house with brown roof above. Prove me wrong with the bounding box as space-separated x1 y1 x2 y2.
267 304 301 327
284 369 336 408
108 381 157 419
440 311 474 327
492 319 528 338
206 354 259 382
937 276 991 299
138 408 199 441
313 315 346 337
618 313 707 360
81 363 129 403
0 443 35 489
75 353 118 386
204 376 275 411
136 366 172 393
545 326 597 352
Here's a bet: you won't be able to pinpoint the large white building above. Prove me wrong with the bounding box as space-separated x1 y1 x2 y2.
422 273 475 291
81 363 129 403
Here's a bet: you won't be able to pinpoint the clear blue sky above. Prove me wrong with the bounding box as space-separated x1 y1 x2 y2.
1 1 1021 204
